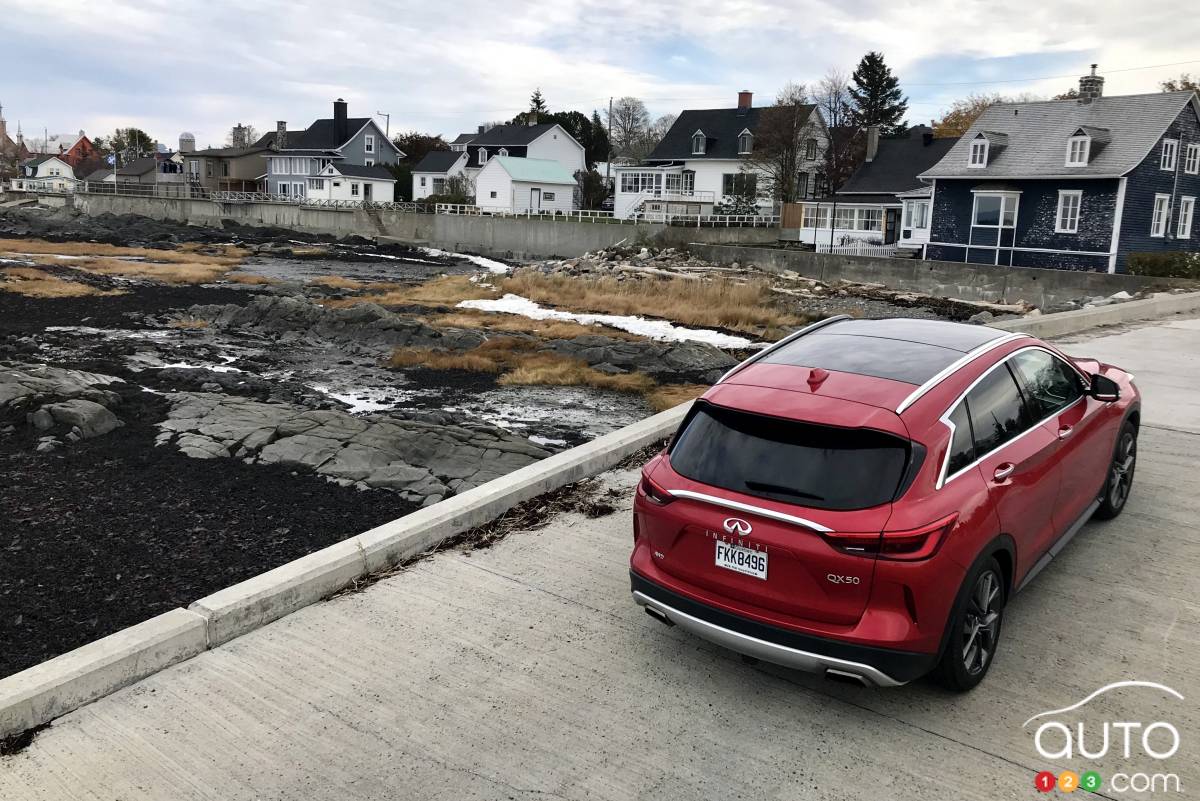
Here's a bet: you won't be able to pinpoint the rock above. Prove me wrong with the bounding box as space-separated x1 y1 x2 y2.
1109 290 1133 301
1024 308 1043 318
967 311 994 324
30 408 54 430
42 399 123 438
35 440 60 453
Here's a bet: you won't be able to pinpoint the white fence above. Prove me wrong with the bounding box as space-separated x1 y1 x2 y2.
815 242 898 257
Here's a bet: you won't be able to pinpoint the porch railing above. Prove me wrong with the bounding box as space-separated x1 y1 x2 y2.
815 242 898 257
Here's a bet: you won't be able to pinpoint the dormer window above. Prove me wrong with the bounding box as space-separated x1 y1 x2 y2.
478 148 487 165
498 148 508 157
691 131 706 156
1066 135 1090 166
968 138 989 168
737 129 753 155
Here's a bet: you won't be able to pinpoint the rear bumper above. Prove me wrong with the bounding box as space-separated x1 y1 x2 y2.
631 571 937 687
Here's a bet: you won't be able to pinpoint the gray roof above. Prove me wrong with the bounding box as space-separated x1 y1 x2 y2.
468 123 557 146
921 91 1200 179
85 169 113 181
331 163 395 180
412 151 465 173
839 126 958 195
187 145 272 158
450 133 475 145
117 157 158 176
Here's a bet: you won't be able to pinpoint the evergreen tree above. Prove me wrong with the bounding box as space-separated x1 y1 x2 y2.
848 52 908 135
530 88 549 115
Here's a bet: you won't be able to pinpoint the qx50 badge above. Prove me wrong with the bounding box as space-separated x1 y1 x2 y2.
723 517 753 537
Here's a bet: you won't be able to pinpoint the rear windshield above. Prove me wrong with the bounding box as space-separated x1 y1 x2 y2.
668 403 911 511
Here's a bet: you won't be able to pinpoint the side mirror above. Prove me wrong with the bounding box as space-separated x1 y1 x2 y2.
1090 373 1120 402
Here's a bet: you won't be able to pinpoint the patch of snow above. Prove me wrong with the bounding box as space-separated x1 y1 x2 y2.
350 251 443 265
457 293 760 349
421 246 512 274
152 361 247 374
307 383 407 414
529 435 568 447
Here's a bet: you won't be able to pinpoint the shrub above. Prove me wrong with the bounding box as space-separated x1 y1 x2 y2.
1126 251 1200 279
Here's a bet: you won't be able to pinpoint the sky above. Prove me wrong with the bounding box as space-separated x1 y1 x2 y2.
2 0 1197 151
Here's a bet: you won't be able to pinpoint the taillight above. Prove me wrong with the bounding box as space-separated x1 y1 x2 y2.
638 474 675 505
823 514 958 561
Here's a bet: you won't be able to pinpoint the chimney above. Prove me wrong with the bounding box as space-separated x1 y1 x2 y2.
275 121 287 150
922 130 934 147
1078 64 1105 104
736 90 752 117
478 124 485 134
527 112 538 127
231 124 247 150
333 98 348 143
865 125 880 162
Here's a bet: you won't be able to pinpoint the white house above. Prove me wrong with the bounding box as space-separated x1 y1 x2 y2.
411 150 468 200
12 155 77 192
474 156 577 213
460 122 585 177
612 90 828 219
307 162 397 202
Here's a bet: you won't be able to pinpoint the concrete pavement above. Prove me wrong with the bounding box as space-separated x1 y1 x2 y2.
2 318 1198 800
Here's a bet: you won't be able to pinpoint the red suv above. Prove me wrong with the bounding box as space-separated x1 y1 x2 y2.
631 317 1139 690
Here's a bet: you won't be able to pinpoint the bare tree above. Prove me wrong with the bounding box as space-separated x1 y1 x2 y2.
1161 73 1199 93
225 124 260 148
742 82 818 204
642 113 677 157
606 97 650 160
813 70 861 192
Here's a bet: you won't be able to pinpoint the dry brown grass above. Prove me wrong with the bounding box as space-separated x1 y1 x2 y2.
322 275 495 309
309 275 365 290
0 267 124 298
169 317 210 329
70 256 236 284
499 271 800 338
388 348 505 373
0 238 246 264
0 239 246 285
644 384 709 412
226 272 279 285
423 310 644 342
497 356 656 393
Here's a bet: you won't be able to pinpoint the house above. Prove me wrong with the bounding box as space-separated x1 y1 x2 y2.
920 68 1200 272
306 162 397 202
84 168 115 183
411 150 468 200
180 129 271 193
116 153 185 185
0 107 32 177
449 133 474 152
12 155 77 192
474 156 578 213
261 99 403 201
612 91 828 219
25 130 97 168
458 122 585 178
791 125 958 250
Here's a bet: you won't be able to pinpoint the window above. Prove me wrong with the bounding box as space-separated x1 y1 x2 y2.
292 157 307 174
332 182 341 188
544 191 556 201
205 162 213 178
478 148 487 165
903 200 930 229
364 134 374 154
431 177 444 192
489 190 497 198
221 162 229 177
834 207 856 229
498 148 508 157
188 160 199 175
1066 136 1090 166
965 365 1033 458
308 178 324 191
857 208 883 231
292 182 304 197
805 138 817 160
1055 190 1082 233
802 205 830 228
620 171 661 194
365 159 374 166
796 172 809 197
969 139 989 168
669 403 912 512
351 182 360 197
737 130 753 155
420 176 426 186
973 193 1017 227
1150 194 1171 237
278 183 289 196
691 131 706 155
1179 196 1195 238
1009 350 1083 420
1161 139 1178 171
721 173 757 197
946 401 975 477
1187 144 1200 175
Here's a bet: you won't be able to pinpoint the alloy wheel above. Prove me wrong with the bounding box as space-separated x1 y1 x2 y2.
962 570 1002 676
1108 431 1136 510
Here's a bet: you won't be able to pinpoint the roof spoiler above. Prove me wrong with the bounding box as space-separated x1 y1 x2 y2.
716 314 851 385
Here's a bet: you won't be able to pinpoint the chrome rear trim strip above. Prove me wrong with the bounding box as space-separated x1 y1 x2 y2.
894 331 1027 414
716 314 852 384
667 489 833 533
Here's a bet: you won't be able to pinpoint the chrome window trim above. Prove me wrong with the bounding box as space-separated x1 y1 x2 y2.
936 346 1088 489
715 314 851 384
666 489 833 533
894 332 1027 414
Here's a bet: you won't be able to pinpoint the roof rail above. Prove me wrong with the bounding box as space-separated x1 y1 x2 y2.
716 314 851 385
894 331 1028 414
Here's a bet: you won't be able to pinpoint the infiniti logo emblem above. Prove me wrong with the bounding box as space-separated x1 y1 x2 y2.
723 517 753 537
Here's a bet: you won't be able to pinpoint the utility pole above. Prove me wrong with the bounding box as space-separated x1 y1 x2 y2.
377 111 390 139
605 96 613 191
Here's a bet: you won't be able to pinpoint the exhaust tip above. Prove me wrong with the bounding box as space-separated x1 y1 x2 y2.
825 668 869 687
644 606 675 627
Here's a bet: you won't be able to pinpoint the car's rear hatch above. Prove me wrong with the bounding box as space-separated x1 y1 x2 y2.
642 378 915 627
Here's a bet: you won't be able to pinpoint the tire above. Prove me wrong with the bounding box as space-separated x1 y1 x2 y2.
1093 421 1137 521
933 556 1005 692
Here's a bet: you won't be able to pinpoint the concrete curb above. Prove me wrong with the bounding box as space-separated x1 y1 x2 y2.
0 609 207 740
991 291 1200 338
0 403 690 738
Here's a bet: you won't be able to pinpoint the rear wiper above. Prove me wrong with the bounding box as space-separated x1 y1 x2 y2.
743 481 824 501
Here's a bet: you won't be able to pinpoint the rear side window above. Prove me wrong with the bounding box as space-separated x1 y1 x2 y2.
946 401 975 476
668 403 911 511
1009 349 1083 420
965 365 1033 456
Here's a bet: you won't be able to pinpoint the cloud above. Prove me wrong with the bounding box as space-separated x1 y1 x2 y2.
1 0 1194 149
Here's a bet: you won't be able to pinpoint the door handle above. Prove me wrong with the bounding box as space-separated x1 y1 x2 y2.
993 463 1015 482
1058 425 1074 440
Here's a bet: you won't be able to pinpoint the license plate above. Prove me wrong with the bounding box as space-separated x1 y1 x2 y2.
715 541 767 580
